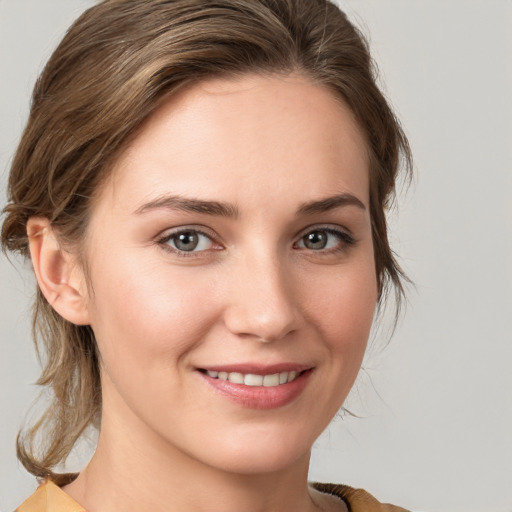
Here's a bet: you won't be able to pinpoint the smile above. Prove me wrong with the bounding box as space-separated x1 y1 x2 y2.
204 370 300 387
198 366 313 409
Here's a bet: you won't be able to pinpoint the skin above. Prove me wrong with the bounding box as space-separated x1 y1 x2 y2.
29 73 377 512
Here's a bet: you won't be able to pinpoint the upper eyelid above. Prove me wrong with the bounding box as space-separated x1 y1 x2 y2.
294 223 353 239
157 224 219 241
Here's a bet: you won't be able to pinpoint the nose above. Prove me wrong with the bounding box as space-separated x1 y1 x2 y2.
222 253 300 343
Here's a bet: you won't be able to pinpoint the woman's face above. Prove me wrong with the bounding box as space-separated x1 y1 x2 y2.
82 74 377 474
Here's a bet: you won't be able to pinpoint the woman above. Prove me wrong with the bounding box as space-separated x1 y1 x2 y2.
1 1 412 510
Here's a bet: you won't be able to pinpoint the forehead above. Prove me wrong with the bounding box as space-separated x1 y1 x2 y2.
96 73 370 215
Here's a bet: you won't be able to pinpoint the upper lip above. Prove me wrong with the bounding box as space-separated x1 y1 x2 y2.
197 363 313 375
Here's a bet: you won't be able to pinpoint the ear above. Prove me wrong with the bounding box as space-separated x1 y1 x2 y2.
27 217 91 326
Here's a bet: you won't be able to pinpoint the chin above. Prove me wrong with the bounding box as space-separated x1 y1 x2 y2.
205 447 309 476
187 424 316 476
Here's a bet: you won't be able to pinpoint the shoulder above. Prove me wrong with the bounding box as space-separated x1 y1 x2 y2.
312 482 410 512
15 481 84 512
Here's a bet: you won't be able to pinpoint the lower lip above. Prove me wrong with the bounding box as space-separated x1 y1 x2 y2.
199 370 312 410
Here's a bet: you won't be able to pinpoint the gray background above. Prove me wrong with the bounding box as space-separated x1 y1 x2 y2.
1 1 511 511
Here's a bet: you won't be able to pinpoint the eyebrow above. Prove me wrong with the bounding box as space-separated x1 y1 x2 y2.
134 194 239 218
134 192 365 218
297 193 366 215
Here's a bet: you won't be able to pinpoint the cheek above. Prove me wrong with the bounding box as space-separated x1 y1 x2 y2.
287 253 378 429
308 256 377 335
304 253 378 377
86 252 220 368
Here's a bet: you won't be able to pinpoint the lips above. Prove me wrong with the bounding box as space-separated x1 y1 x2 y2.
197 364 313 409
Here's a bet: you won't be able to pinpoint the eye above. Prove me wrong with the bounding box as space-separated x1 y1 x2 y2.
295 228 354 251
160 229 215 253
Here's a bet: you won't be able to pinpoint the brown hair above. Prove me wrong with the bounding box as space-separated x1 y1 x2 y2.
1 0 411 484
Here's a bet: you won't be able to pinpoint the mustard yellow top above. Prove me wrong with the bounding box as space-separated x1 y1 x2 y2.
16 481 84 512
16 481 409 512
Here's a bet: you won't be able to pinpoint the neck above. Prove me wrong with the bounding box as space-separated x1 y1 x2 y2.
64 412 321 512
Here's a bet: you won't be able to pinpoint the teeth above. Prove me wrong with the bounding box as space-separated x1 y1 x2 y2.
263 374 280 387
205 370 301 387
245 374 263 386
228 372 244 384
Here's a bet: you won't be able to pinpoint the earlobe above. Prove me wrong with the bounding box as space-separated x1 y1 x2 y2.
27 217 91 326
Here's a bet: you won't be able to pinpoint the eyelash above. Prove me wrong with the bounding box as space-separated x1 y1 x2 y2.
156 225 356 257
157 227 220 257
294 226 356 254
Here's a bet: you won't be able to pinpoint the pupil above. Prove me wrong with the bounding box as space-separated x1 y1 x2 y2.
305 231 327 250
175 232 198 251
